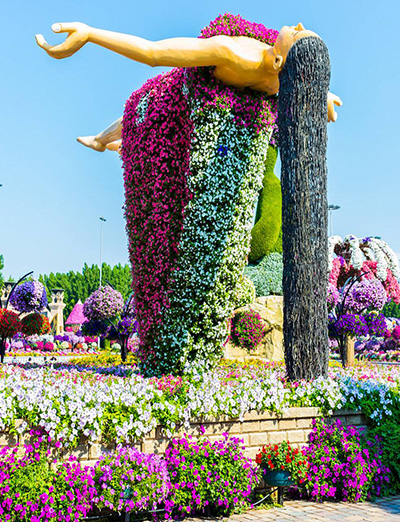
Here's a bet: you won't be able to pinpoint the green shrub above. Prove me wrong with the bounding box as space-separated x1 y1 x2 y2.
383 301 400 319
233 275 256 309
249 146 282 262
245 252 283 297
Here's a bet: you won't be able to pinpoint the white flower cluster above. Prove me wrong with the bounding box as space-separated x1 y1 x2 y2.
153 88 271 374
328 234 400 281
2 363 396 445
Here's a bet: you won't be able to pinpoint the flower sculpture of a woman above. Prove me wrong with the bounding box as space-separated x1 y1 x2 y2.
36 14 341 376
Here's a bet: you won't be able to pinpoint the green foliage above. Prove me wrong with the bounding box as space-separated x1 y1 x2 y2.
383 300 400 319
233 275 256 309
368 420 400 492
39 263 132 320
249 146 282 262
245 253 283 297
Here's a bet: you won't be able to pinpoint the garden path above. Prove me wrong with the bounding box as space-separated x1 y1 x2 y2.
188 496 400 522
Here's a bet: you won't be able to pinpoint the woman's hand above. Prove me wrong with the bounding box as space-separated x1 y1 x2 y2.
35 22 91 59
327 91 343 122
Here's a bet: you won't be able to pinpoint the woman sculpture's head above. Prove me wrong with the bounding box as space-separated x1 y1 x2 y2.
272 23 320 71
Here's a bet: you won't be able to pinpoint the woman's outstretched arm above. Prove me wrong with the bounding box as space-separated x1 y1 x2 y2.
35 22 260 67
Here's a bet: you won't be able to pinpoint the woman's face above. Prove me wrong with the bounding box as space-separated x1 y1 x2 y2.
274 23 320 66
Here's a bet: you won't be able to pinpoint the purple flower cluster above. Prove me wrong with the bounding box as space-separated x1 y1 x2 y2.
164 433 258 516
10 280 48 313
343 279 387 313
303 420 390 502
231 309 266 352
335 313 369 337
0 430 95 521
364 312 388 337
327 283 340 312
93 445 172 515
83 285 124 321
116 316 138 337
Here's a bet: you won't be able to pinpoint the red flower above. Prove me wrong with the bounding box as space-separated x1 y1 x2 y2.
0 309 21 338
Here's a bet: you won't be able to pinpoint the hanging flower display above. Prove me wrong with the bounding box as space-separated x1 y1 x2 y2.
328 235 400 304
20 313 51 336
83 285 124 321
9 280 48 313
0 310 21 339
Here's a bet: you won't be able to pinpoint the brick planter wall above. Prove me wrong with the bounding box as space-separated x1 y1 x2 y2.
0 408 367 466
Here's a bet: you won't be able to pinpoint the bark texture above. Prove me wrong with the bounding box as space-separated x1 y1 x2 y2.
278 37 330 381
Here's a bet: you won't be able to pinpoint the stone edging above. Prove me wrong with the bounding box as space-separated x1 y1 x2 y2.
0 408 367 467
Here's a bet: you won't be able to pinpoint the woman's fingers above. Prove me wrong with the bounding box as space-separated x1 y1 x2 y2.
36 22 90 58
51 22 81 34
333 95 343 107
35 36 74 58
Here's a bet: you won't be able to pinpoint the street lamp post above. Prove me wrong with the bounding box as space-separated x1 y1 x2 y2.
328 204 340 237
99 216 106 288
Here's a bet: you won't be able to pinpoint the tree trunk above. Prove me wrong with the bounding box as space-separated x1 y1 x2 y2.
278 37 330 381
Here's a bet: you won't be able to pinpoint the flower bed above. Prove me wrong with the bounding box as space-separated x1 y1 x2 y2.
1 359 400 518
6 331 99 357
0 360 398 448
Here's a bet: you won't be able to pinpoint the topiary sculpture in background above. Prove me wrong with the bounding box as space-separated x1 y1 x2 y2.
249 145 282 262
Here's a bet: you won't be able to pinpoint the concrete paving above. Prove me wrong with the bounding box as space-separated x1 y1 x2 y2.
187 496 400 522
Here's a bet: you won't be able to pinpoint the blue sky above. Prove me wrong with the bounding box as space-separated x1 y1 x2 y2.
1 0 399 278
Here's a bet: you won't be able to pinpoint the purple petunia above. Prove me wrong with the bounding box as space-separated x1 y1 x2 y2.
9 281 48 313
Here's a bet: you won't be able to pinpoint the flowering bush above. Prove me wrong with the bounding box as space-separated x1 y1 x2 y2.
0 309 21 338
93 445 172 516
256 441 308 485
83 285 124 321
20 313 51 336
231 310 266 352
233 275 256 309
0 429 96 521
165 433 258 516
302 419 390 501
9 280 48 313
